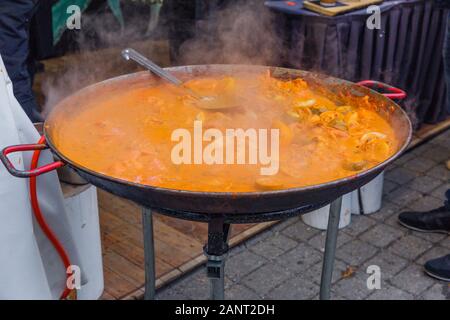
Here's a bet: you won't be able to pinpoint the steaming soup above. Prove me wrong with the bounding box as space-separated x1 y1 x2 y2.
51 72 400 192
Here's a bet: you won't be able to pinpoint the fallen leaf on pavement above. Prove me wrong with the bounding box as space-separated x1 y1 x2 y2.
341 266 356 278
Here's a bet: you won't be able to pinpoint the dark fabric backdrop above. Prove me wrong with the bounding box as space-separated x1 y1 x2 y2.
162 0 449 126
286 0 449 126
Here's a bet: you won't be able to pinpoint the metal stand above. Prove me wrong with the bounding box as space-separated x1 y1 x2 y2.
140 199 341 300
142 207 156 300
319 196 343 300
204 217 230 300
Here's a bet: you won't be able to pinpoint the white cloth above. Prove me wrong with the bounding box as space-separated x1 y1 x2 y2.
0 55 85 299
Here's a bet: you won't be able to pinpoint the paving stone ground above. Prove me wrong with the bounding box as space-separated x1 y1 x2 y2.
157 130 450 300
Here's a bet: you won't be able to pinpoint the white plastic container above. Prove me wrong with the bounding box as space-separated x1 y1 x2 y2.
63 185 104 300
301 193 352 230
351 172 384 215
302 171 385 230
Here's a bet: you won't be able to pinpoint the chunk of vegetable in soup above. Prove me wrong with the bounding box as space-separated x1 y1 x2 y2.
52 73 399 192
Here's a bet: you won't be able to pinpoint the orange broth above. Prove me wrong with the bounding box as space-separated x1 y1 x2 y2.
52 72 400 192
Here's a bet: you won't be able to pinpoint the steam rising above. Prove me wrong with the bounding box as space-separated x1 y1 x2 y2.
41 1 284 116
175 1 284 66
41 6 157 115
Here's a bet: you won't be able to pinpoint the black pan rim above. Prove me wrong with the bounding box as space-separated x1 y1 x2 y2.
44 65 413 199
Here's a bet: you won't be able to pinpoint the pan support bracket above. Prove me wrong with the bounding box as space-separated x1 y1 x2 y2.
204 217 230 300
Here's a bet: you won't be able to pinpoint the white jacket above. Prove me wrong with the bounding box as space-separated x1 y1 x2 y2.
0 55 85 299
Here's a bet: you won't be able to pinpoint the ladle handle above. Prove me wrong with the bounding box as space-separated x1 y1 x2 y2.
122 48 183 86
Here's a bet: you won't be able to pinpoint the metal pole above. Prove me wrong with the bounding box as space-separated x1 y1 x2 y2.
319 196 342 300
142 207 156 300
205 219 230 300
207 255 226 300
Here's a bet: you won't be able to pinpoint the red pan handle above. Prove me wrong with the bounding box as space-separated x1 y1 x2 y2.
0 143 65 178
357 80 407 100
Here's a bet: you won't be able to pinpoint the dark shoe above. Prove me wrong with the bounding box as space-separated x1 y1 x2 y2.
424 254 450 282
398 190 450 233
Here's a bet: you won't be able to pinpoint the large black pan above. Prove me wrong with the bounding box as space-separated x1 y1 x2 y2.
0 65 412 221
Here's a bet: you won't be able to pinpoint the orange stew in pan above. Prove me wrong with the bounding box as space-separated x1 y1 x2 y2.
52 72 399 192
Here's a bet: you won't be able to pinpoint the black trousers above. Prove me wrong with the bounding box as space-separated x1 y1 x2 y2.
444 12 450 114
0 0 41 122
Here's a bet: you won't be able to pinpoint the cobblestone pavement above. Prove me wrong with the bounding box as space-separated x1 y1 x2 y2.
157 130 450 300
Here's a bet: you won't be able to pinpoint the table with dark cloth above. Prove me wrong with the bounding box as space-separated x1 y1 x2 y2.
162 0 449 126
271 0 449 126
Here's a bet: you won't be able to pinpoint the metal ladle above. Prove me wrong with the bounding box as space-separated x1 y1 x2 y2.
122 48 239 110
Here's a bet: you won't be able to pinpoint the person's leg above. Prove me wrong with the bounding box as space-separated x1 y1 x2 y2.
444 11 450 114
398 190 450 233
0 0 41 122
398 190 450 281
424 254 450 281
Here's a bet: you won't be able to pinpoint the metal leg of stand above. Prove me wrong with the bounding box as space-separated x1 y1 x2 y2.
319 196 342 300
205 218 230 300
142 207 156 300
208 255 226 300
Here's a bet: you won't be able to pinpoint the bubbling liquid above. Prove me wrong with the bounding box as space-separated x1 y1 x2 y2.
52 72 399 192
